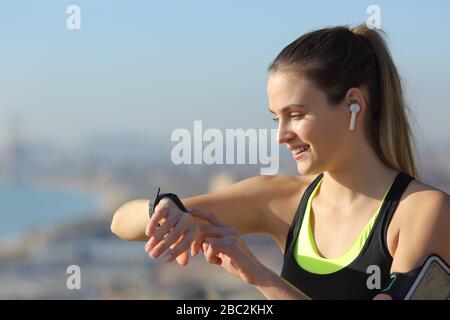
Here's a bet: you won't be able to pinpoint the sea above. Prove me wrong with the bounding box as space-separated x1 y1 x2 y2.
0 182 102 241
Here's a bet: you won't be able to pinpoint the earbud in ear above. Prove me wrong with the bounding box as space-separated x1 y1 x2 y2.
349 103 360 130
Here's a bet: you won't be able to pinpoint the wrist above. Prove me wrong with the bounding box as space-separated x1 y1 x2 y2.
253 264 277 288
149 187 188 217
157 193 188 212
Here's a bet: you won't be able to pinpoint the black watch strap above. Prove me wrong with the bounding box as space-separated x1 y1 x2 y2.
149 187 161 217
149 187 188 218
157 193 188 212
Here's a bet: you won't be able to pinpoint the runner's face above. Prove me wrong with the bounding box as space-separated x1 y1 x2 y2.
267 71 349 175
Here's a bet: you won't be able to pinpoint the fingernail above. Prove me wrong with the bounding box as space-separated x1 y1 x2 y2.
145 243 150 251
150 249 158 258
148 238 155 250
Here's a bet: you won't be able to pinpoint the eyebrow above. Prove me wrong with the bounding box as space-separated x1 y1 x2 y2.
268 103 307 114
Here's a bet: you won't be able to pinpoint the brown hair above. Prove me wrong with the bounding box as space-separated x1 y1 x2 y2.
268 24 419 179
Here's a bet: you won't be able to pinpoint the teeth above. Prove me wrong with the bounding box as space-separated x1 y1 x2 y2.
294 145 309 154
299 145 309 153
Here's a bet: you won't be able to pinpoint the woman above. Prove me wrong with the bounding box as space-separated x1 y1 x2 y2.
111 24 450 299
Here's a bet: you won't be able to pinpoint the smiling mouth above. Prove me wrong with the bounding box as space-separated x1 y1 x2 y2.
292 144 310 156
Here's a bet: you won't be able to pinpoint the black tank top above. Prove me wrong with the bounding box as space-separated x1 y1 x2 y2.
280 171 414 299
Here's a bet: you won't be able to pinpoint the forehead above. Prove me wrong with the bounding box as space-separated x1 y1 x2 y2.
267 71 321 109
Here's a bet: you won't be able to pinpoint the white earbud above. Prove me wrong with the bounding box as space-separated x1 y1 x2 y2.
349 103 360 130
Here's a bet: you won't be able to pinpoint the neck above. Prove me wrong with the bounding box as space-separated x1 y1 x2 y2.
320 143 398 206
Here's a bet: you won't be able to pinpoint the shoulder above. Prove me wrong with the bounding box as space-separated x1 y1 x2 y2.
244 174 318 213
248 174 317 197
247 174 318 248
392 179 450 270
399 179 450 222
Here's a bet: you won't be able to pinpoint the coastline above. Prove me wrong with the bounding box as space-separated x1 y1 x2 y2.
0 172 130 261
0 173 282 299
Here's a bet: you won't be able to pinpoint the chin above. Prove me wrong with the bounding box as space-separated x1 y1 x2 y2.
296 164 311 175
296 162 322 176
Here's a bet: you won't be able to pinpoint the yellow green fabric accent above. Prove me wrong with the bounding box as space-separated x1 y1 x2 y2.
294 175 394 275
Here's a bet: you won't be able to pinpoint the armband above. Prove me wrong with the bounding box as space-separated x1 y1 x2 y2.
381 254 450 300
380 267 421 300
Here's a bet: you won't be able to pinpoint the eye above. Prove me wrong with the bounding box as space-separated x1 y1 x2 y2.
271 117 279 123
290 112 304 120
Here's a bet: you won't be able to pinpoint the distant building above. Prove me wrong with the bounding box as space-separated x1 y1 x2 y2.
2 114 25 183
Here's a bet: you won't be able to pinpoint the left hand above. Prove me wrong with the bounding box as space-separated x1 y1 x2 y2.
189 210 268 285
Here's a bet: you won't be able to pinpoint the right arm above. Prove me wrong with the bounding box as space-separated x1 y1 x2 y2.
111 174 311 267
111 175 279 242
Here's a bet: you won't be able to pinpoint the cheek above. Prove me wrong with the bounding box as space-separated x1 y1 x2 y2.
296 117 343 153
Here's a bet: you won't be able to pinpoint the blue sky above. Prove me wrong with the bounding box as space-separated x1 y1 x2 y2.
0 0 449 156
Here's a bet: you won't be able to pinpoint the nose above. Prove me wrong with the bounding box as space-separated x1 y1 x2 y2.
276 120 296 145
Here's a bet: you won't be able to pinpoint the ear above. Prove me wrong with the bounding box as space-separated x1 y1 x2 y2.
344 87 368 116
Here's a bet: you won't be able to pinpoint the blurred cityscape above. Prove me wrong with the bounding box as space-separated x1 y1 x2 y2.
0 114 295 299
0 113 449 299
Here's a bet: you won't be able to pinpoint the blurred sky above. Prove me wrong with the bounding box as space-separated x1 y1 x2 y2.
0 0 449 156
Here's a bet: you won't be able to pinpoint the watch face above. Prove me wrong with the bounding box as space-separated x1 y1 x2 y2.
149 186 161 217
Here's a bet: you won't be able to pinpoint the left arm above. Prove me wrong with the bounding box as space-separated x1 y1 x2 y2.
252 267 311 300
189 210 310 300
373 190 450 300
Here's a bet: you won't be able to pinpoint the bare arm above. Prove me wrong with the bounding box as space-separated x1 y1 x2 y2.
254 268 311 300
111 175 280 241
373 189 450 300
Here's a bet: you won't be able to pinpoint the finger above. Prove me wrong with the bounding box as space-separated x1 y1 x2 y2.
146 205 170 237
152 213 179 244
189 209 228 227
202 242 209 258
192 238 203 257
207 236 237 256
192 225 236 256
204 241 222 265
145 216 165 251
164 231 187 265
191 228 208 257
146 225 173 259
171 235 190 266
192 235 203 257
145 236 156 252
164 226 197 262
174 248 190 266
191 241 197 256
149 215 191 257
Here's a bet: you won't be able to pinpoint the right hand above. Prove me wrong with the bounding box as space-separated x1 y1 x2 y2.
144 198 199 266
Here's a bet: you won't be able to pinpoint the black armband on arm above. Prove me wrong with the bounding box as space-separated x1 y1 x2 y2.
380 267 421 300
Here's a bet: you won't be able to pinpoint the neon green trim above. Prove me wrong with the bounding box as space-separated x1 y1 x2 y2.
294 175 394 275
